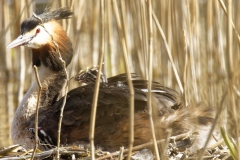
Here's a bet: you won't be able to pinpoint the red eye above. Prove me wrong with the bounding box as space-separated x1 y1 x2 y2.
36 28 40 34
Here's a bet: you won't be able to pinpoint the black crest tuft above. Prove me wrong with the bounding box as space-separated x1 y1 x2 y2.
37 7 73 22
20 7 73 34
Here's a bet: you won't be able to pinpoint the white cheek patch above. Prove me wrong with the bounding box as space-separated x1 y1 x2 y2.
32 26 52 46
23 22 54 49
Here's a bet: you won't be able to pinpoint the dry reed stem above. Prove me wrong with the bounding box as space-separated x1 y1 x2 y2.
182 29 189 106
206 0 214 107
162 129 172 160
118 147 124 160
218 0 240 45
152 10 184 94
17 0 28 113
208 139 224 150
226 0 239 158
106 0 113 77
0 147 89 160
56 85 68 160
66 0 75 35
91 1 100 67
4 1 14 148
112 1 135 159
120 0 129 60
140 0 148 78
89 0 105 159
187 0 199 103
0 144 23 156
147 0 160 160
30 66 42 160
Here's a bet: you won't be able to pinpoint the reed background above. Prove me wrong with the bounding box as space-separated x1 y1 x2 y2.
0 0 239 155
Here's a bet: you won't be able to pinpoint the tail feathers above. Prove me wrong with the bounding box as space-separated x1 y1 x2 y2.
159 103 214 133
157 103 215 152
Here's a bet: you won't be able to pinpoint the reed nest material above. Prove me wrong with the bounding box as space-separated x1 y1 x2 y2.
0 132 232 159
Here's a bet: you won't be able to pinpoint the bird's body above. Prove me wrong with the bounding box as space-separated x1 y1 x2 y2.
8 8 214 152
11 64 67 149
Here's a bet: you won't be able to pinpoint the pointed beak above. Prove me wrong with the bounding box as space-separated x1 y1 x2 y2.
6 35 34 49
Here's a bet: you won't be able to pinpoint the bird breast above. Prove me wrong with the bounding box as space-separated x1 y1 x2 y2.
11 91 38 148
11 65 65 149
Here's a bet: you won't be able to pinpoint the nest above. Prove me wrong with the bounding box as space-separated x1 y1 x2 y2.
0 131 233 160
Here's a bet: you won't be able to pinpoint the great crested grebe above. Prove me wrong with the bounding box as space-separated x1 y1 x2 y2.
7 8 214 152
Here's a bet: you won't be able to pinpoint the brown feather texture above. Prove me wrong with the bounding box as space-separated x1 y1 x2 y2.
27 73 214 151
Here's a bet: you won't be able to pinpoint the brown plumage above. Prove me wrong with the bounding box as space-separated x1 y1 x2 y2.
7 8 214 152
27 73 213 151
